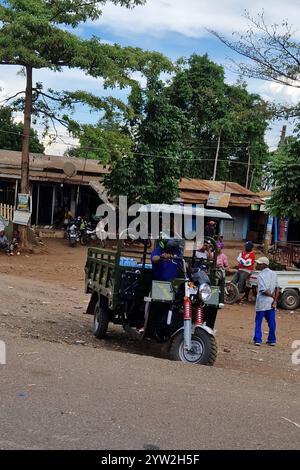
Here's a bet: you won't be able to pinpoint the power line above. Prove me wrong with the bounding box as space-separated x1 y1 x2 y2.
0 128 283 146
0 128 293 169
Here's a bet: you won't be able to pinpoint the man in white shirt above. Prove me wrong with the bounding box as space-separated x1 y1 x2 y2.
253 257 279 346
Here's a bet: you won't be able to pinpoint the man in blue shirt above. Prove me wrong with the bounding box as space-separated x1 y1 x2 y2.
253 257 279 346
148 239 183 340
151 239 183 281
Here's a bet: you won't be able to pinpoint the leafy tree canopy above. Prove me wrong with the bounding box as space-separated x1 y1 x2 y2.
103 54 270 204
0 0 171 136
66 117 134 162
0 105 44 152
267 129 300 220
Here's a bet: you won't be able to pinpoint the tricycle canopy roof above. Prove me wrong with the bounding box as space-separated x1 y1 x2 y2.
137 204 232 220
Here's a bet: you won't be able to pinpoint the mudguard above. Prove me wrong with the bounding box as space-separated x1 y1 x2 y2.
171 323 215 339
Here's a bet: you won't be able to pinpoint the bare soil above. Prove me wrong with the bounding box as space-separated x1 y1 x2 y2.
1 239 299 383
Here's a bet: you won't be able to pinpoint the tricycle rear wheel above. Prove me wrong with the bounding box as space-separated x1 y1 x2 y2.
169 328 217 365
93 301 109 339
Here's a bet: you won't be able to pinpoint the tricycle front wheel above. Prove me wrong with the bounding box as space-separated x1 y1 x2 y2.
169 328 217 365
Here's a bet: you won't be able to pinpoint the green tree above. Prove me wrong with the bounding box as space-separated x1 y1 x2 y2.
167 55 269 188
66 118 134 162
105 54 270 203
0 0 172 244
267 131 300 220
0 106 44 152
104 84 186 204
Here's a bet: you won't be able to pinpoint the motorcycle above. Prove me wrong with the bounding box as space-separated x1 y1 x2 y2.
119 227 152 249
66 217 82 247
118 252 219 365
80 219 98 246
215 269 239 305
224 280 240 304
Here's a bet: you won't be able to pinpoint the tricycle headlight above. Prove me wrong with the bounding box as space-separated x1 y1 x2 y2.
199 283 212 302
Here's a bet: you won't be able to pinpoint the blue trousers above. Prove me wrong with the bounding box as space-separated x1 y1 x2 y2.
253 308 276 344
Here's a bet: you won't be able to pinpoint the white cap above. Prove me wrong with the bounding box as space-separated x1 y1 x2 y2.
256 256 270 266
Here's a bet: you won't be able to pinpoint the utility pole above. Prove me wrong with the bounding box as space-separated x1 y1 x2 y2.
245 146 251 189
278 125 287 148
212 132 221 181
19 65 33 248
249 168 255 191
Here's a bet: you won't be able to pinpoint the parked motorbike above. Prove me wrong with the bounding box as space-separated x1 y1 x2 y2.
80 220 98 246
119 227 152 249
215 269 239 305
66 217 82 247
224 280 240 304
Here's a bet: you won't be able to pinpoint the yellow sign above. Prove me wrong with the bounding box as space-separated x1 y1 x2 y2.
17 193 30 211
207 192 231 208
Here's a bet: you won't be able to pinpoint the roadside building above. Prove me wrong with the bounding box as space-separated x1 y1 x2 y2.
0 149 108 225
179 178 265 242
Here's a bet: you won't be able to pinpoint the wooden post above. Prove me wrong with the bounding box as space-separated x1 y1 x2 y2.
36 184 40 225
76 185 80 213
51 185 55 225
212 132 221 181
14 179 18 208
249 168 255 191
70 186 76 217
245 146 251 189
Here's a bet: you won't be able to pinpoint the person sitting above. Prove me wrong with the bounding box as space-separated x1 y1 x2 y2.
0 230 10 255
216 247 229 270
151 239 183 282
216 246 236 278
204 220 216 237
195 241 213 261
10 230 20 255
232 241 255 299
216 235 224 250
142 239 184 338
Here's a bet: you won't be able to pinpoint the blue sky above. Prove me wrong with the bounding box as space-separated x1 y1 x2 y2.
1 0 299 154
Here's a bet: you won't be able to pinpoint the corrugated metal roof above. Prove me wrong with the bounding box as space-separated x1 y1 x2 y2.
138 204 232 219
0 149 108 185
179 178 258 196
258 190 272 197
180 190 263 207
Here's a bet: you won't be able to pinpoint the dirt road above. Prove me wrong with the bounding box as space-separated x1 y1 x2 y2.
0 240 300 449
1 239 299 381
1 329 300 450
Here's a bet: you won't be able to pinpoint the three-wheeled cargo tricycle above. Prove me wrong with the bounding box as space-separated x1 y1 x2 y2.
84 233 225 365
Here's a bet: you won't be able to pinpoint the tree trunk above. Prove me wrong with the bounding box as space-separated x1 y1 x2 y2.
19 66 33 249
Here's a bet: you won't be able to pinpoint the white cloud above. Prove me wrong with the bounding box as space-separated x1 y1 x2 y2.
44 137 79 156
251 78 300 108
0 72 25 102
0 66 104 102
1 0 299 155
266 82 300 106
95 0 300 39
0 66 103 155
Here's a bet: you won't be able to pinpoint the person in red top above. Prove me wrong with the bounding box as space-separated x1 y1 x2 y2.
232 241 255 295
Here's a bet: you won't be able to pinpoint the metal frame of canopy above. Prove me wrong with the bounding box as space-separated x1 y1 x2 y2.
137 203 232 220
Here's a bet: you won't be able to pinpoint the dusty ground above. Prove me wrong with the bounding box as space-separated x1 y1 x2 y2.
1 239 299 384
